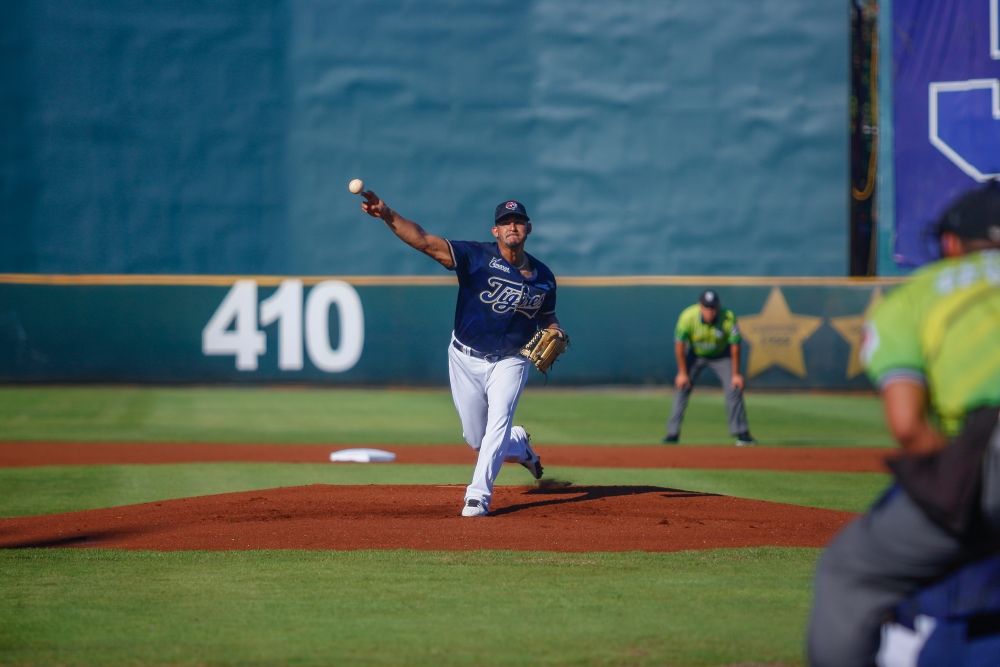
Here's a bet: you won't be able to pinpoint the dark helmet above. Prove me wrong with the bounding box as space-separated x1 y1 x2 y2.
938 180 1000 243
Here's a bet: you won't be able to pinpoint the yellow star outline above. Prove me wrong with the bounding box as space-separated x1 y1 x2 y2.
739 287 823 378
829 288 884 379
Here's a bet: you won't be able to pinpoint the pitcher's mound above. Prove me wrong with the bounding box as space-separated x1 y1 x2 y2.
0 484 855 552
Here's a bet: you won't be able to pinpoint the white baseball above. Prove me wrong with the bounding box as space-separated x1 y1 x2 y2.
348 178 364 194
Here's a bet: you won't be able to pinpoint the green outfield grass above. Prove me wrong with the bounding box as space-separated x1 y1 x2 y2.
0 548 816 667
0 386 893 446
0 462 889 517
0 386 892 665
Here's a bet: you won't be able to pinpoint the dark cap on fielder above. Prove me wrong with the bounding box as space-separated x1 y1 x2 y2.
699 290 720 309
939 181 1000 242
495 200 530 223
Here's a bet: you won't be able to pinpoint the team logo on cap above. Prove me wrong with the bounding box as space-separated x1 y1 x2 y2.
505 201 517 210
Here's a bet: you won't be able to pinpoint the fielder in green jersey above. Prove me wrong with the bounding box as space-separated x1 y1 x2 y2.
674 303 742 358
665 290 754 446
862 249 1000 437
808 182 1000 667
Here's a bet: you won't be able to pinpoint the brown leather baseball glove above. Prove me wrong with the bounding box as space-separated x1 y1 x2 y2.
520 328 569 373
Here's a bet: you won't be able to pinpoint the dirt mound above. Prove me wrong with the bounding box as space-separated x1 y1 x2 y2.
0 442 892 472
0 484 854 552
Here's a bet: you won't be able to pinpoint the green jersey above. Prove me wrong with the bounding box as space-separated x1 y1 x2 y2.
862 249 1000 436
674 304 741 358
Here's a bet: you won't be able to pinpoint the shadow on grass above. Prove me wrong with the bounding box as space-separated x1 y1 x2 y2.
1 526 151 549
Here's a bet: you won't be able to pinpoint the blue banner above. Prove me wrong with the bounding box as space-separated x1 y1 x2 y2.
893 0 1000 268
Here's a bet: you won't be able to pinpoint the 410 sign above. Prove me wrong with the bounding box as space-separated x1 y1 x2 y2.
202 280 364 372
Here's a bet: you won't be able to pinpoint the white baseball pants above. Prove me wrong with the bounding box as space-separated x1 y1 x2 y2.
448 336 531 509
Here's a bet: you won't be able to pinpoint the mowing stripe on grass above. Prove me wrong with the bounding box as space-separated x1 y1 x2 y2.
0 386 894 447
0 442 892 472
0 547 818 667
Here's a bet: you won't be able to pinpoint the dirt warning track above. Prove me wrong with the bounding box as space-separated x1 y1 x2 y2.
0 442 892 472
0 484 854 552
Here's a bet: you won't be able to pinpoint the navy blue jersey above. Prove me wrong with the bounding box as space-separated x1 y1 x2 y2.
446 240 557 357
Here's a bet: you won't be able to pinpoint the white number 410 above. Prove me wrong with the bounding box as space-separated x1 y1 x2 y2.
202 280 364 372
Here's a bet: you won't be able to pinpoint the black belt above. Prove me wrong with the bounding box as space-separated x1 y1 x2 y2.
452 339 505 363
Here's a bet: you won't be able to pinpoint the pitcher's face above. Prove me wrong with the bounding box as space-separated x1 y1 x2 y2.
492 217 530 249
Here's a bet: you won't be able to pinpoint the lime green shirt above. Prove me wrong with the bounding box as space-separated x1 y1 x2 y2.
674 304 741 358
862 249 1000 436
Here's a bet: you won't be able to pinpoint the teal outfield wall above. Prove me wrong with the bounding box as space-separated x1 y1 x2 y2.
2 0 849 278
0 276 898 388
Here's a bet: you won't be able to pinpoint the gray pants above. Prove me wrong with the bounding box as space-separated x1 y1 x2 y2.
807 421 1000 667
666 351 749 438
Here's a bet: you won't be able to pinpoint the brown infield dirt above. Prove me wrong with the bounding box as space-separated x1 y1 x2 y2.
0 443 871 552
0 442 893 472
0 484 855 552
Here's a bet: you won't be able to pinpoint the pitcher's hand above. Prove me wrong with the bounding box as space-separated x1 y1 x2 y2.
361 191 390 219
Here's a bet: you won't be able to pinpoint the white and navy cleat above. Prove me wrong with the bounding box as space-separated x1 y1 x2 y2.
461 499 489 517
517 428 544 480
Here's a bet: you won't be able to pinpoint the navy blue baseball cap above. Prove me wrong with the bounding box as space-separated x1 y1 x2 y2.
699 290 720 308
495 200 530 223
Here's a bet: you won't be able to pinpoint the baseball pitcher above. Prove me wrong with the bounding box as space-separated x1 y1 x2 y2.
359 192 564 517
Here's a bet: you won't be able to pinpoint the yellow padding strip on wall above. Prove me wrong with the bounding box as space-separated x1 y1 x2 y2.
0 273 907 288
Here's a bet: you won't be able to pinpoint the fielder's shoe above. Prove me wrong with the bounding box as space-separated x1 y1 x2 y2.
735 432 757 447
662 435 679 444
516 427 544 480
461 499 489 517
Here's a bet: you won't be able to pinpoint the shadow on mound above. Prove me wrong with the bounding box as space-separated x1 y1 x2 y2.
493 485 721 516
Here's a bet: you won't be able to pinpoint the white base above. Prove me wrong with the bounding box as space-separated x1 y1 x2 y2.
329 448 396 463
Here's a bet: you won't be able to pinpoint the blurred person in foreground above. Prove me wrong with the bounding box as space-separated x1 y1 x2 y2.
807 182 1000 666
664 290 755 446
